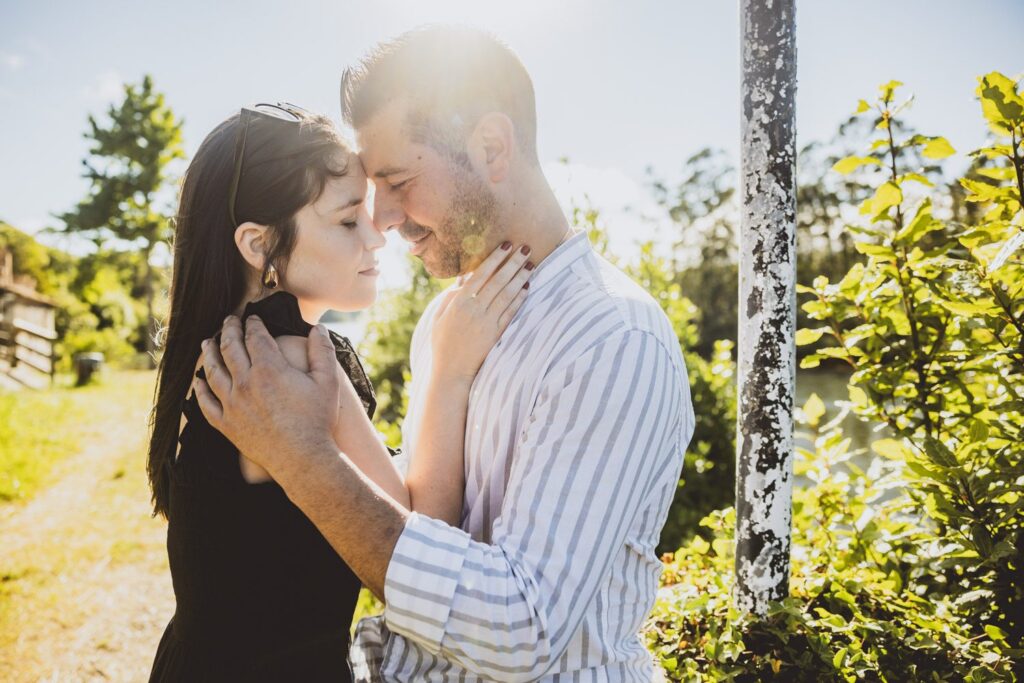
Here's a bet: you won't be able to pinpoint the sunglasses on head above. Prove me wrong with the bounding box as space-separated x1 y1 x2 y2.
227 102 311 227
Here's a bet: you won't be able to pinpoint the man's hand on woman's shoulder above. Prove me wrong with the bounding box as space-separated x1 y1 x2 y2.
193 315 342 477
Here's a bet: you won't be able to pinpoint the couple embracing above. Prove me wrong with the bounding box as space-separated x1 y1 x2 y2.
147 26 695 682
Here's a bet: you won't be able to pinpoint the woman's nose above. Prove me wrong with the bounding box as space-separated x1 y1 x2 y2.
361 213 386 251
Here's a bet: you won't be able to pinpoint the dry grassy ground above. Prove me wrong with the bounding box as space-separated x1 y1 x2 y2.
0 371 175 682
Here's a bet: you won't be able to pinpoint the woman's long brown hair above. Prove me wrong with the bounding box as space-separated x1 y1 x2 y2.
147 110 350 519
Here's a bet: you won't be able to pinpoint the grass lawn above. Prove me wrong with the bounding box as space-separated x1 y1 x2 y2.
0 369 174 682
0 370 155 503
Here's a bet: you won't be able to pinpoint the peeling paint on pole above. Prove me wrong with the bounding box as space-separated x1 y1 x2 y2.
735 0 797 616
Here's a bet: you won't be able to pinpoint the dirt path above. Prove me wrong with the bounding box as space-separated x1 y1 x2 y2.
0 372 175 682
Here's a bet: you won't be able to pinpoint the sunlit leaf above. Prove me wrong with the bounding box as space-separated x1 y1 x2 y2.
873 438 908 460
921 137 955 160
854 241 895 259
976 71 1024 136
832 156 881 175
958 177 1001 203
878 79 904 103
937 299 998 317
862 181 902 217
803 393 826 426
796 328 825 346
985 625 1008 642
898 172 934 187
896 199 941 244
974 166 1015 181
800 355 822 369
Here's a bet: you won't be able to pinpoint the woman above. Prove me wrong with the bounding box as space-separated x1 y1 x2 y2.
146 104 531 681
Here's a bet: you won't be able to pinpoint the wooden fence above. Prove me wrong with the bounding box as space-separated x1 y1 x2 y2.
0 288 57 389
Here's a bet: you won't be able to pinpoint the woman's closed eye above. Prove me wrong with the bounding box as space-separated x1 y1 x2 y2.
389 178 409 191
340 219 359 229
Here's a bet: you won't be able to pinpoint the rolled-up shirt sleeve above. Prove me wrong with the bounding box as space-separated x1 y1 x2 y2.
382 328 689 682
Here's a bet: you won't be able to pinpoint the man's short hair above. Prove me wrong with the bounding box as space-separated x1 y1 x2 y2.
341 26 539 166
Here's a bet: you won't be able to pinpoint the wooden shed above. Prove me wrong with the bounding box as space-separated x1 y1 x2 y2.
0 249 57 389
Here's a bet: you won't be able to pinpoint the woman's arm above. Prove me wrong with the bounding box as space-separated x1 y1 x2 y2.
402 375 473 524
404 242 533 526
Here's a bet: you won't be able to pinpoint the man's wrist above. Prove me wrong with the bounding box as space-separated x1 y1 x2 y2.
268 433 338 485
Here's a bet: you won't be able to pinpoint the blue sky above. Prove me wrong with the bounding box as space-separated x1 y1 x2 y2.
1 0 1021 289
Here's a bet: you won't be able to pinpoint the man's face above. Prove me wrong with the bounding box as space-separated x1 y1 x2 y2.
356 100 501 278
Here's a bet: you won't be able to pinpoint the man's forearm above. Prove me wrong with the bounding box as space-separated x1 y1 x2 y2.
272 439 408 599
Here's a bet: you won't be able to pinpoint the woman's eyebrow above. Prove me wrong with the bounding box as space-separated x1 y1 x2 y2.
331 197 364 213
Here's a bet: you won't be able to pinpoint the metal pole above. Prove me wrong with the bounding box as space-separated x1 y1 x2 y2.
735 0 798 616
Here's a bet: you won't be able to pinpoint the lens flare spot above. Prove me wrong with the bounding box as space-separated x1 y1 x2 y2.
462 234 486 255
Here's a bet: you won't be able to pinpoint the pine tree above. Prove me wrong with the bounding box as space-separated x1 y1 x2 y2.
58 75 184 367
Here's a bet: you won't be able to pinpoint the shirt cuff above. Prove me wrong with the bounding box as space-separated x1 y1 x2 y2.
383 511 471 654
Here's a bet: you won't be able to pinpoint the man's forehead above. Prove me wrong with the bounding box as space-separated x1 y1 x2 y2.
357 133 427 179
356 136 402 176
354 98 403 141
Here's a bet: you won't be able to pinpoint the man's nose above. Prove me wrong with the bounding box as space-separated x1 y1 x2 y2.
372 191 404 233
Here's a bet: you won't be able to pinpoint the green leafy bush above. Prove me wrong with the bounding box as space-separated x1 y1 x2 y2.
647 402 1016 681
799 73 1023 647
648 72 1023 681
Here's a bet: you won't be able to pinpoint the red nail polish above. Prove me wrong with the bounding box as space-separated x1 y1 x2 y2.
501 241 512 250
525 261 535 271
520 245 531 256
524 282 530 289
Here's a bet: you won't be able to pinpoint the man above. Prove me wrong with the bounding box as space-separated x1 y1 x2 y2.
195 26 695 681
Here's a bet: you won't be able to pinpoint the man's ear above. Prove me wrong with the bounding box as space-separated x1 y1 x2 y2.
234 222 271 271
469 112 515 184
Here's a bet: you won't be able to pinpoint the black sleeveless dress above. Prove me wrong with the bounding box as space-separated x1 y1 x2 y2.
149 292 383 682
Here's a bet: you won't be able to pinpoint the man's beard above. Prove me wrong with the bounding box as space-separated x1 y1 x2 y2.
424 165 500 278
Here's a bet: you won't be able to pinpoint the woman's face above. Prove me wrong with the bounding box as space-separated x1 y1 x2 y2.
281 157 384 320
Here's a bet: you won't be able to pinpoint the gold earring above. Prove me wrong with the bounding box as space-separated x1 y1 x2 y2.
263 263 279 289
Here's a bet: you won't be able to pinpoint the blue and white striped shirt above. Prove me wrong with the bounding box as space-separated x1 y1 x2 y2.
352 231 695 681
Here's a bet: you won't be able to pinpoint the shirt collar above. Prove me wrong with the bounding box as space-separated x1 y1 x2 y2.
524 229 592 294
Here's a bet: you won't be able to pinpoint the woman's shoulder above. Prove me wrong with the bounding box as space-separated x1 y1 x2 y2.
242 291 312 338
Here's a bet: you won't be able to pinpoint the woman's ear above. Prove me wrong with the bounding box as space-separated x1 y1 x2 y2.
234 222 270 271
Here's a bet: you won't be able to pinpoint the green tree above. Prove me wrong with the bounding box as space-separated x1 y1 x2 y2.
360 258 447 445
57 75 184 366
649 149 738 356
0 221 78 297
800 73 1023 650
648 114 941 363
55 248 151 371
